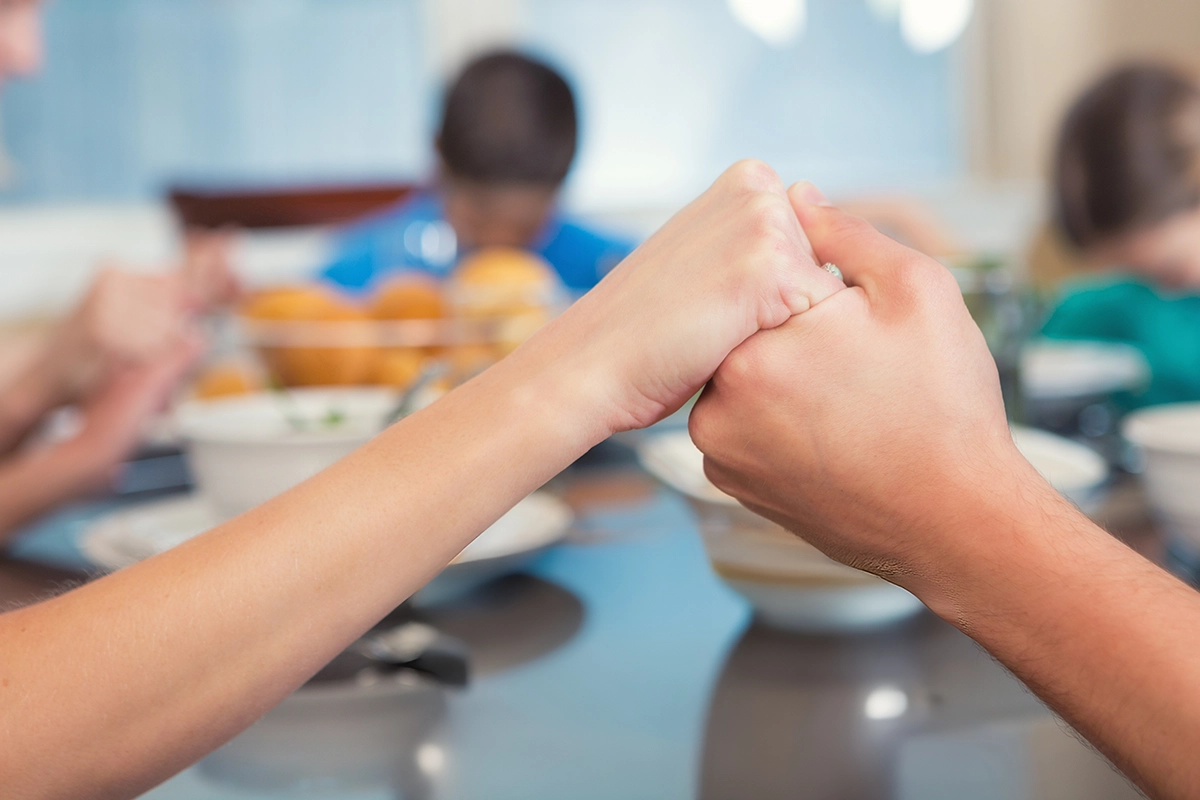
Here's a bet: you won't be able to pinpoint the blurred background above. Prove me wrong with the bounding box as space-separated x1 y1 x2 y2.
5 0 1194 314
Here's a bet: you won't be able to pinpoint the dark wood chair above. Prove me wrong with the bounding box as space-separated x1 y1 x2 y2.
168 182 417 230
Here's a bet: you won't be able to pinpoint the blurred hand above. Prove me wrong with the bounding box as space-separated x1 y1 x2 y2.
58 336 203 494
46 267 193 402
182 229 242 312
528 160 845 434
689 186 1044 612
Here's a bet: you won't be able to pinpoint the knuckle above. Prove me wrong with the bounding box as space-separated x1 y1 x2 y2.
726 159 783 193
702 457 737 497
687 403 714 454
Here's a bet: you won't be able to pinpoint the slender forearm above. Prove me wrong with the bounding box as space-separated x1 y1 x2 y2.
0 349 605 800
940 484 1200 800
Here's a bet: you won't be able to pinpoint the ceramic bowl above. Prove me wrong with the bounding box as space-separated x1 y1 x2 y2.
1124 403 1200 555
176 388 397 519
637 426 1107 634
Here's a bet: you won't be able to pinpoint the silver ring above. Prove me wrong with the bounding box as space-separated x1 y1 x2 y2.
822 262 843 281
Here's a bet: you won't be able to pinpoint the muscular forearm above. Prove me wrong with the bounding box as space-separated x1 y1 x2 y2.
0 347 605 800
936 479 1200 800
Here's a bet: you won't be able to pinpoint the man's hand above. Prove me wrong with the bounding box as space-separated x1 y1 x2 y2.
690 186 1042 615
691 188 1200 800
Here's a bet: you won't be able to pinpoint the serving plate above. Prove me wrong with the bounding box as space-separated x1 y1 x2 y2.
79 491 573 603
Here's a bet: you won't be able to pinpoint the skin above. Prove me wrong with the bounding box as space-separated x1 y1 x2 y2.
691 184 1200 800
0 161 844 800
439 170 559 251
0 265 224 544
0 0 239 539
1096 205 1200 291
0 0 40 84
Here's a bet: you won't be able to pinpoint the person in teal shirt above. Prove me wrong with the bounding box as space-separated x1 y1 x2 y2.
1043 64 1200 409
321 51 633 295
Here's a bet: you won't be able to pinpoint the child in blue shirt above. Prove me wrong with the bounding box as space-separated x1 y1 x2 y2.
321 51 633 295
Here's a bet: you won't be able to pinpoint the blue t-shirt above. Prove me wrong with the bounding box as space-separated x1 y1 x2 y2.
320 191 635 294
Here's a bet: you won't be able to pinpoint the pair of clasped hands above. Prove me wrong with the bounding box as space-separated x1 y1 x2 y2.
572 159 1028 615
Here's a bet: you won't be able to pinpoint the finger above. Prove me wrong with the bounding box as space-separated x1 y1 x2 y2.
790 193 943 301
784 182 822 265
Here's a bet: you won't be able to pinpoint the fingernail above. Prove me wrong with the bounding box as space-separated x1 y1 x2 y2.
795 181 831 207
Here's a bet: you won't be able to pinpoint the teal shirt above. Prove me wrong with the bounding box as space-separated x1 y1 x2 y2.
1041 276 1200 408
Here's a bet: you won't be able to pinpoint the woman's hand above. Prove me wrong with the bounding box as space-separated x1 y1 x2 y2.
515 160 845 438
689 186 1036 614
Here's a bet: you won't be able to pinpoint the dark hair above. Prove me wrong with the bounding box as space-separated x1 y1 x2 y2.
1054 64 1200 249
1056 64 1200 248
436 51 578 186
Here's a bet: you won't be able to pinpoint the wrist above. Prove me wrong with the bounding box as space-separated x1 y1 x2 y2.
915 460 1108 633
497 321 626 449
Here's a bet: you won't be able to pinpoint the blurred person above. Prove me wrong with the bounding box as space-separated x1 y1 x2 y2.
692 185 1200 800
1041 63 1200 408
0 0 238 541
321 50 633 295
0 251 240 543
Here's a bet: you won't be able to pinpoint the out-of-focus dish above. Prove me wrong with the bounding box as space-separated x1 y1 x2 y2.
79 492 573 603
1124 402 1200 555
1021 340 1149 401
199 622 458 792
238 248 565 391
176 388 399 518
636 427 1108 633
1011 425 1109 515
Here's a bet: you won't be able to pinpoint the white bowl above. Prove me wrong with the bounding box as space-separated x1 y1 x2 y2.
637 427 1108 634
176 388 398 519
1011 425 1109 515
1021 340 1148 400
1124 403 1200 554
637 431 924 633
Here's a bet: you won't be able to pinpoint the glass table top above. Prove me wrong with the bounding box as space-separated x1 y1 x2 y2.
3 454 1144 800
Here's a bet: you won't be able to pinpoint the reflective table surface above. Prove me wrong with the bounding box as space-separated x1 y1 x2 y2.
2 446 1149 800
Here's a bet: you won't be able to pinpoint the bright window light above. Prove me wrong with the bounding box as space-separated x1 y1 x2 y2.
899 0 973 53
727 0 807 47
864 686 909 720
866 0 902 22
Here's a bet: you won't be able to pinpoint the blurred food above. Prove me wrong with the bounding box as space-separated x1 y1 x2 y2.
241 285 379 386
449 248 561 354
238 260 560 390
192 362 262 399
370 274 447 320
372 348 427 390
451 247 557 311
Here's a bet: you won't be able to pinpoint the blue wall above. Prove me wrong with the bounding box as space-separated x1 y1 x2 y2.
0 0 960 204
1 0 431 202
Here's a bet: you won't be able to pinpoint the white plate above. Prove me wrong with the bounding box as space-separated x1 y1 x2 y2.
79 492 574 583
1021 340 1148 400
